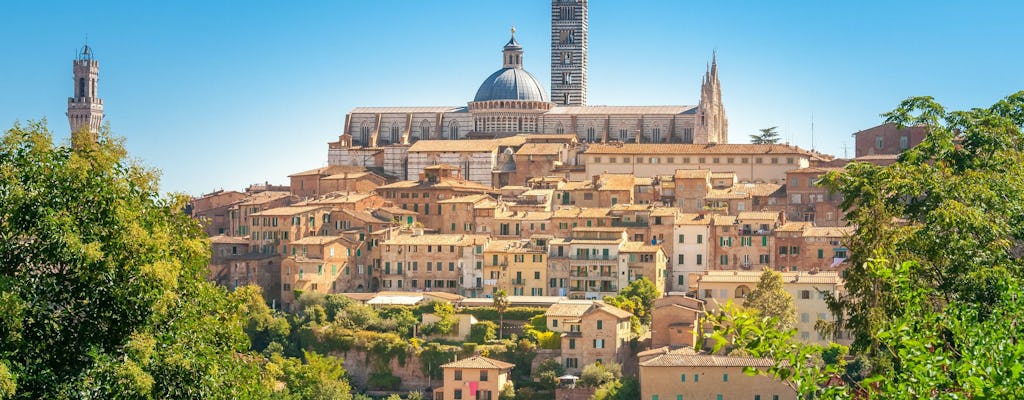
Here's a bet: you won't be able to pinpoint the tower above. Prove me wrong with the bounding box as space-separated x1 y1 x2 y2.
550 0 587 106
695 52 728 144
67 44 104 137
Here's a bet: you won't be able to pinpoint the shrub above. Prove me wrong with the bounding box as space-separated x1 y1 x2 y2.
469 321 498 344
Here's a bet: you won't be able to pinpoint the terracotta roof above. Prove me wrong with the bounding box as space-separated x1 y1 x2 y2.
441 356 515 370
619 241 662 253
237 191 292 206
803 226 855 238
546 300 597 317
640 351 775 368
377 177 494 193
585 143 816 156
595 303 634 319
251 205 326 216
674 169 711 179
676 213 711 226
787 167 842 174
712 215 737 226
384 233 489 246
209 235 249 245
596 174 635 191
438 194 493 204
408 136 527 153
289 235 343 245
775 222 814 232
288 165 367 177
706 189 747 200
711 171 737 179
297 192 377 205
650 207 678 217
699 271 843 285
732 183 785 197
516 143 563 156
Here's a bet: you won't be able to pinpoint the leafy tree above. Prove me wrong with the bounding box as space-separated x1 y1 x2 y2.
578 362 621 387
0 121 272 397
378 307 419 338
493 290 510 339
605 276 658 327
274 351 353 400
233 285 292 352
429 302 457 335
592 377 639 400
324 293 354 322
534 358 565 390
469 321 497 344
498 382 515 400
749 126 781 144
820 92 1024 359
742 268 797 331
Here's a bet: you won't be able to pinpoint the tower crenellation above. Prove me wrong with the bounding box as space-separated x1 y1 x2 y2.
67 44 104 138
550 0 587 106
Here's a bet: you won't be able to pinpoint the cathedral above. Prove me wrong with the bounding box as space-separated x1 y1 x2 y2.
329 0 726 149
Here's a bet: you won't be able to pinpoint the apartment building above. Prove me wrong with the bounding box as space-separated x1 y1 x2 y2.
378 231 489 294
545 300 633 374
280 235 358 310
482 239 549 296
639 347 795 400
434 356 515 400
375 164 497 232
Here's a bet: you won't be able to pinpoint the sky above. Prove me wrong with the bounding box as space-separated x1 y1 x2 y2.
1 1 1022 195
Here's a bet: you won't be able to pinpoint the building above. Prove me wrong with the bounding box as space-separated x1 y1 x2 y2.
280 235 358 310
671 213 712 291
228 191 296 238
696 270 846 344
378 230 489 294
774 224 854 272
544 300 633 374
434 356 515 400
375 165 497 231
67 44 104 140
582 143 818 184
650 294 705 349
328 1 730 184
785 167 845 226
482 239 549 296
639 347 795 400
288 165 386 198
191 190 246 236
854 122 927 157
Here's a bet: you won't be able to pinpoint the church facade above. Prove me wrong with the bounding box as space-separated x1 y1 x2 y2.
327 0 728 182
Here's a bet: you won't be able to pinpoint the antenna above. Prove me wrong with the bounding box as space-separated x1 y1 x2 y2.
841 143 849 159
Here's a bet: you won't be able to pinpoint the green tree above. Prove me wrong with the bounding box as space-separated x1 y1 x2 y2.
742 268 797 331
275 351 353 400
430 302 456 335
592 377 639 400
468 321 497 344
749 126 781 144
493 290 510 339
605 276 658 326
0 122 272 397
498 382 515 400
578 362 621 388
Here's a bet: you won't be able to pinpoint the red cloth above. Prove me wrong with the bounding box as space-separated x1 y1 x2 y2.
468 381 478 397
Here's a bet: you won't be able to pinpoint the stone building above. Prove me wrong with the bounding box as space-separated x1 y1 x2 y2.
191 190 246 236
280 235 358 310
785 167 845 226
434 356 515 400
650 295 705 349
374 165 496 232
482 238 549 296
67 44 104 140
544 300 633 374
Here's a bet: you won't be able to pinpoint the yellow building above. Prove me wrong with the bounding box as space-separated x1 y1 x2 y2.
639 347 795 400
434 356 514 400
545 300 633 374
482 239 548 296
280 235 357 311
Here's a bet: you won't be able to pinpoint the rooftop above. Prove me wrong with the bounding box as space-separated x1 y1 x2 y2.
585 143 816 156
441 356 515 370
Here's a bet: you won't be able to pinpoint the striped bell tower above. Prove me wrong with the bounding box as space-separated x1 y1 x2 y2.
550 0 587 106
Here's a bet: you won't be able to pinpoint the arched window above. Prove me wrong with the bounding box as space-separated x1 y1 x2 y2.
390 123 401 144
586 126 596 142
418 120 431 140
619 128 629 142
555 123 565 134
735 285 751 299
359 122 370 146
652 127 662 143
448 121 459 139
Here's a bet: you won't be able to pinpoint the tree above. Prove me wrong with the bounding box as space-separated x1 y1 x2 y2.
493 290 510 339
742 268 797 331
605 277 658 326
578 362 621 387
498 382 516 400
0 121 274 397
275 351 353 400
468 321 497 344
430 302 456 335
749 126 781 144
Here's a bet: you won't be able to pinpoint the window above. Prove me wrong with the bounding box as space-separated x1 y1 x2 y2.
694 374 699 382
900 135 909 150
454 370 462 380
593 339 605 348
569 338 575 349
565 358 578 369
678 234 685 243
680 374 686 382
480 371 488 381
697 234 703 244
454 389 463 400
723 373 728 382
597 320 603 330
876 136 884 148
800 290 811 299
678 254 684 265
696 254 703 265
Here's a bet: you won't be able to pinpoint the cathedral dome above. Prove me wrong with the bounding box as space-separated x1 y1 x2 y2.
473 67 549 102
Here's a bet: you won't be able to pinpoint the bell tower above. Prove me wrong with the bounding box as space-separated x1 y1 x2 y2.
550 0 587 106
67 44 104 137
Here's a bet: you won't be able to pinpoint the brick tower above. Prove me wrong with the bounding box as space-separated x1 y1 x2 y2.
67 44 104 138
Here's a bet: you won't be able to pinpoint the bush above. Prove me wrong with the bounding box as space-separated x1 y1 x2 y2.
579 362 621 387
367 371 401 390
469 321 497 344
528 314 548 332
461 307 547 321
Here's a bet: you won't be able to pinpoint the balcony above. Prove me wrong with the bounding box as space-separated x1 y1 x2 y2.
739 229 771 236
511 279 526 285
570 270 588 278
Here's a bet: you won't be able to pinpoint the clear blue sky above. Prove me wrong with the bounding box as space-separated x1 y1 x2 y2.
1 1 1022 195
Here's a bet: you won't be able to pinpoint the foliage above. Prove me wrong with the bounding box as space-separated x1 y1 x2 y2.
493 290 510 339
378 306 419 338
528 314 548 332
335 302 380 331
425 302 457 335
366 371 401 391
0 121 273 397
531 330 560 349
604 276 658 328
498 382 515 400
469 321 497 344
418 342 459 380
749 126 781 144
577 362 621 388
820 92 1024 360
323 294 355 322
534 358 564 390
234 285 292 352
742 268 797 331
591 377 639 400
274 351 353 400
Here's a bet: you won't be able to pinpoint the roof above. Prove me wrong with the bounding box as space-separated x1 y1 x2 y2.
438 194 493 204
775 221 814 232
288 165 367 178
712 215 737 226
384 233 490 246
474 67 549 102
251 205 325 216
596 174 636 191
674 169 711 179
546 105 697 115
546 301 597 318
585 143 815 156
209 235 249 245
442 356 515 370
699 270 843 285
516 142 563 156
289 235 343 245
349 106 467 114
787 167 842 174
408 136 527 153
595 303 634 319
237 191 292 206
619 241 663 253
804 226 855 238
640 350 775 368
676 213 710 226
367 295 424 306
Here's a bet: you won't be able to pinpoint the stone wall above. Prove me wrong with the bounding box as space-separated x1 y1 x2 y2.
340 350 436 392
